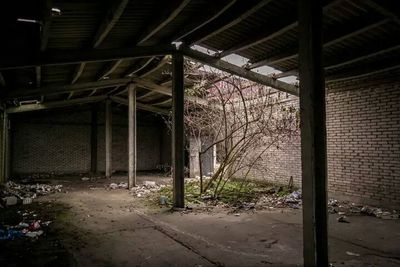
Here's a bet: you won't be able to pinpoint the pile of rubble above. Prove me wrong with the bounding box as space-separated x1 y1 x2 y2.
328 199 399 220
130 181 166 198
256 189 302 209
109 182 128 190
0 219 51 240
1 181 63 207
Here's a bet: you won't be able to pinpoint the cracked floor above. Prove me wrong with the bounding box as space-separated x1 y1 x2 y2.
2 175 400 267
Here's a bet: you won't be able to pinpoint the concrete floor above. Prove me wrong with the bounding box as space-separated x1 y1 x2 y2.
5 174 400 267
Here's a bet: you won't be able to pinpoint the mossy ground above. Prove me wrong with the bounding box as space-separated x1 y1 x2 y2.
154 178 294 207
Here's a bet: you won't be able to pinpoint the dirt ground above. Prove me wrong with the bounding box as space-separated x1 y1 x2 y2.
1 174 399 267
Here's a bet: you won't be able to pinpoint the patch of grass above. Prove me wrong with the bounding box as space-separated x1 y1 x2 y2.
155 179 292 206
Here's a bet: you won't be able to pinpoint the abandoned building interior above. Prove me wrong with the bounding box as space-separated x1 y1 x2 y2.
0 0 399 266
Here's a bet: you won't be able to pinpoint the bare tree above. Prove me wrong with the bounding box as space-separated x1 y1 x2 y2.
165 61 299 199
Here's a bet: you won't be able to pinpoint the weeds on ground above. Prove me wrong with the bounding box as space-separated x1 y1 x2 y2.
156 179 294 207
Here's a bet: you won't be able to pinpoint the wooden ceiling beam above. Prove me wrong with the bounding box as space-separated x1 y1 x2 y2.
326 64 400 84
181 46 299 96
7 78 131 99
124 57 155 77
218 0 342 58
172 0 237 41
7 96 107 114
72 0 130 84
136 91 157 100
248 18 389 69
139 56 170 78
110 96 169 115
0 45 175 70
36 0 53 88
137 0 191 44
271 43 400 77
364 0 400 25
186 0 273 45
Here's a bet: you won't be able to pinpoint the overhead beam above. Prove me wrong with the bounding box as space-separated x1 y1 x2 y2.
98 60 123 80
326 64 400 84
173 0 237 41
139 56 170 78
181 46 299 95
110 96 169 115
187 0 273 45
219 21 297 58
249 18 389 69
37 0 52 88
218 0 342 58
124 57 155 77
275 44 400 77
7 78 131 99
299 1 328 266
364 0 400 25
136 91 156 100
153 98 172 106
137 0 191 44
0 45 176 70
73 0 130 84
6 96 107 113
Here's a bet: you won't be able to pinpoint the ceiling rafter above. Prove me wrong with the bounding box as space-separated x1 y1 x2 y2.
218 0 343 58
110 96 169 115
0 45 175 70
7 96 107 114
248 18 390 69
181 46 298 96
99 0 190 80
72 0 130 84
172 0 237 41
36 0 53 88
185 0 273 45
124 57 155 77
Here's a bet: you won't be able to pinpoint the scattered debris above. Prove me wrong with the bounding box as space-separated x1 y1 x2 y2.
130 182 166 197
159 196 168 205
0 181 63 207
81 177 90 181
143 181 156 187
109 182 128 190
337 216 350 223
346 251 360 257
0 220 51 240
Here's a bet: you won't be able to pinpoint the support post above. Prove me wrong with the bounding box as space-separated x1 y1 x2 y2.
105 100 112 178
91 104 98 174
128 83 137 189
0 109 6 184
298 1 328 266
172 53 185 208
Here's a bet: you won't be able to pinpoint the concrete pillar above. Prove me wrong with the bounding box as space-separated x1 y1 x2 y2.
128 83 137 189
105 100 112 178
298 0 328 266
0 108 6 184
189 136 201 177
90 104 98 174
172 53 185 208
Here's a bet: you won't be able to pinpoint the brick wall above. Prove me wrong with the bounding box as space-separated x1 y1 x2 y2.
10 105 171 175
326 82 400 207
243 81 400 207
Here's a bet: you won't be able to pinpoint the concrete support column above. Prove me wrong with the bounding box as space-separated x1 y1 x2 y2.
189 136 201 177
172 53 185 208
90 104 98 174
105 100 112 178
128 83 137 189
0 108 7 184
298 1 328 266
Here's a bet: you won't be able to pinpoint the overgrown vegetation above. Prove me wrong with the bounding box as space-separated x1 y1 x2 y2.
156 179 294 207
164 61 299 200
